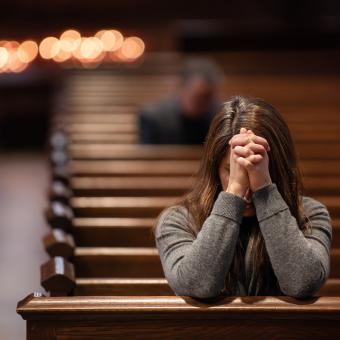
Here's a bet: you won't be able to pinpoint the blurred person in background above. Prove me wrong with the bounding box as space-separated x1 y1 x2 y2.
138 58 223 144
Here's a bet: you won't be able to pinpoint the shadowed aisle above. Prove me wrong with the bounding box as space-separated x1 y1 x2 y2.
0 153 48 340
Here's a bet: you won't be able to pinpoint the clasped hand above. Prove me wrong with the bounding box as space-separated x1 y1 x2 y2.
226 127 272 199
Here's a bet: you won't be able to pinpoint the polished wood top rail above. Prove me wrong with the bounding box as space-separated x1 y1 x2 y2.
17 295 340 318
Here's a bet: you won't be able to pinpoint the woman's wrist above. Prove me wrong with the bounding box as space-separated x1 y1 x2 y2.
252 178 273 193
225 184 247 198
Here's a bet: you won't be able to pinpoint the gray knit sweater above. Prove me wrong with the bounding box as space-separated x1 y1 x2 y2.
154 183 332 298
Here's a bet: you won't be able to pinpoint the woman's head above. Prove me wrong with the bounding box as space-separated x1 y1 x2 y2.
179 95 308 294
191 95 303 223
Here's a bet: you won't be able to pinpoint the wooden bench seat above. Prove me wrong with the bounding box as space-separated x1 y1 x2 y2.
39 250 340 297
60 175 340 197
73 217 155 247
72 217 340 248
75 278 340 297
66 143 340 161
70 133 137 144
301 160 340 176
68 144 202 160
68 160 200 177
65 123 137 134
303 177 340 196
69 176 193 197
46 215 340 249
68 195 340 218
45 245 340 279
67 132 340 144
74 247 163 278
55 159 338 178
70 196 177 217
75 278 173 296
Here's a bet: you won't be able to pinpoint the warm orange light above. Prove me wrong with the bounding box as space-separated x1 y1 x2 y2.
4 41 19 50
72 38 84 60
60 29 81 52
120 36 145 60
17 40 38 63
5 49 27 73
39 37 60 59
95 29 123 52
53 49 72 63
80 37 103 60
60 29 81 41
0 28 141 70
0 47 9 68
111 30 124 51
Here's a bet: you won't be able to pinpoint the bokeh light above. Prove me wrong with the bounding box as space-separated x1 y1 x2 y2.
120 36 145 60
0 29 145 72
17 40 39 63
95 29 124 52
59 30 81 53
79 37 103 60
39 37 60 59
53 49 72 63
0 47 9 68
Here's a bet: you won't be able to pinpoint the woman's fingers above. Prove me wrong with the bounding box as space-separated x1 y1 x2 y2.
236 154 263 167
233 143 266 157
249 154 263 163
236 157 253 169
229 130 270 151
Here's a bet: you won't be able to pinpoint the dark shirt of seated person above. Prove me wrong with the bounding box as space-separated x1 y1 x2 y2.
138 59 223 144
153 95 332 299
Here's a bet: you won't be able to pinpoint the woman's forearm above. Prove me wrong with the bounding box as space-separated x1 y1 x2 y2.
155 191 246 298
252 183 332 298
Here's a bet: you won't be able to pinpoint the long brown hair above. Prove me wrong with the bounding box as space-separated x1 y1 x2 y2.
153 95 311 295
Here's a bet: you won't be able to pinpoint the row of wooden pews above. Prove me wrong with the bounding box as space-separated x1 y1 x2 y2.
17 65 340 338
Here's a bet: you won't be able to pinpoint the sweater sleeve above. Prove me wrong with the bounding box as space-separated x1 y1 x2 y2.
252 183 332 298
155 192 246 298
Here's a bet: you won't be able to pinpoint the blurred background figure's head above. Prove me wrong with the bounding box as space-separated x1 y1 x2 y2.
178 58 223 118
138 58 223 144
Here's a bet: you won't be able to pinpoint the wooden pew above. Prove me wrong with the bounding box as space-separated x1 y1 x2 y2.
17 295 340 338
53 159 339 179
46 246 340 279
72 278 340 297
39 248 340 297
58 160 200 178
72 217 155 247
52 216 340 248
69 196 178 218
50 177 193 201
70 133 137 144
63 143 340 161
68 176 194 197
64 195 340 218
68 144 202 161
50 175 340 198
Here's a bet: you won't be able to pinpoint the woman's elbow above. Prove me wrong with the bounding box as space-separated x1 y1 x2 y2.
168 273 223 299
280 261 328 298
173 283 222 299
